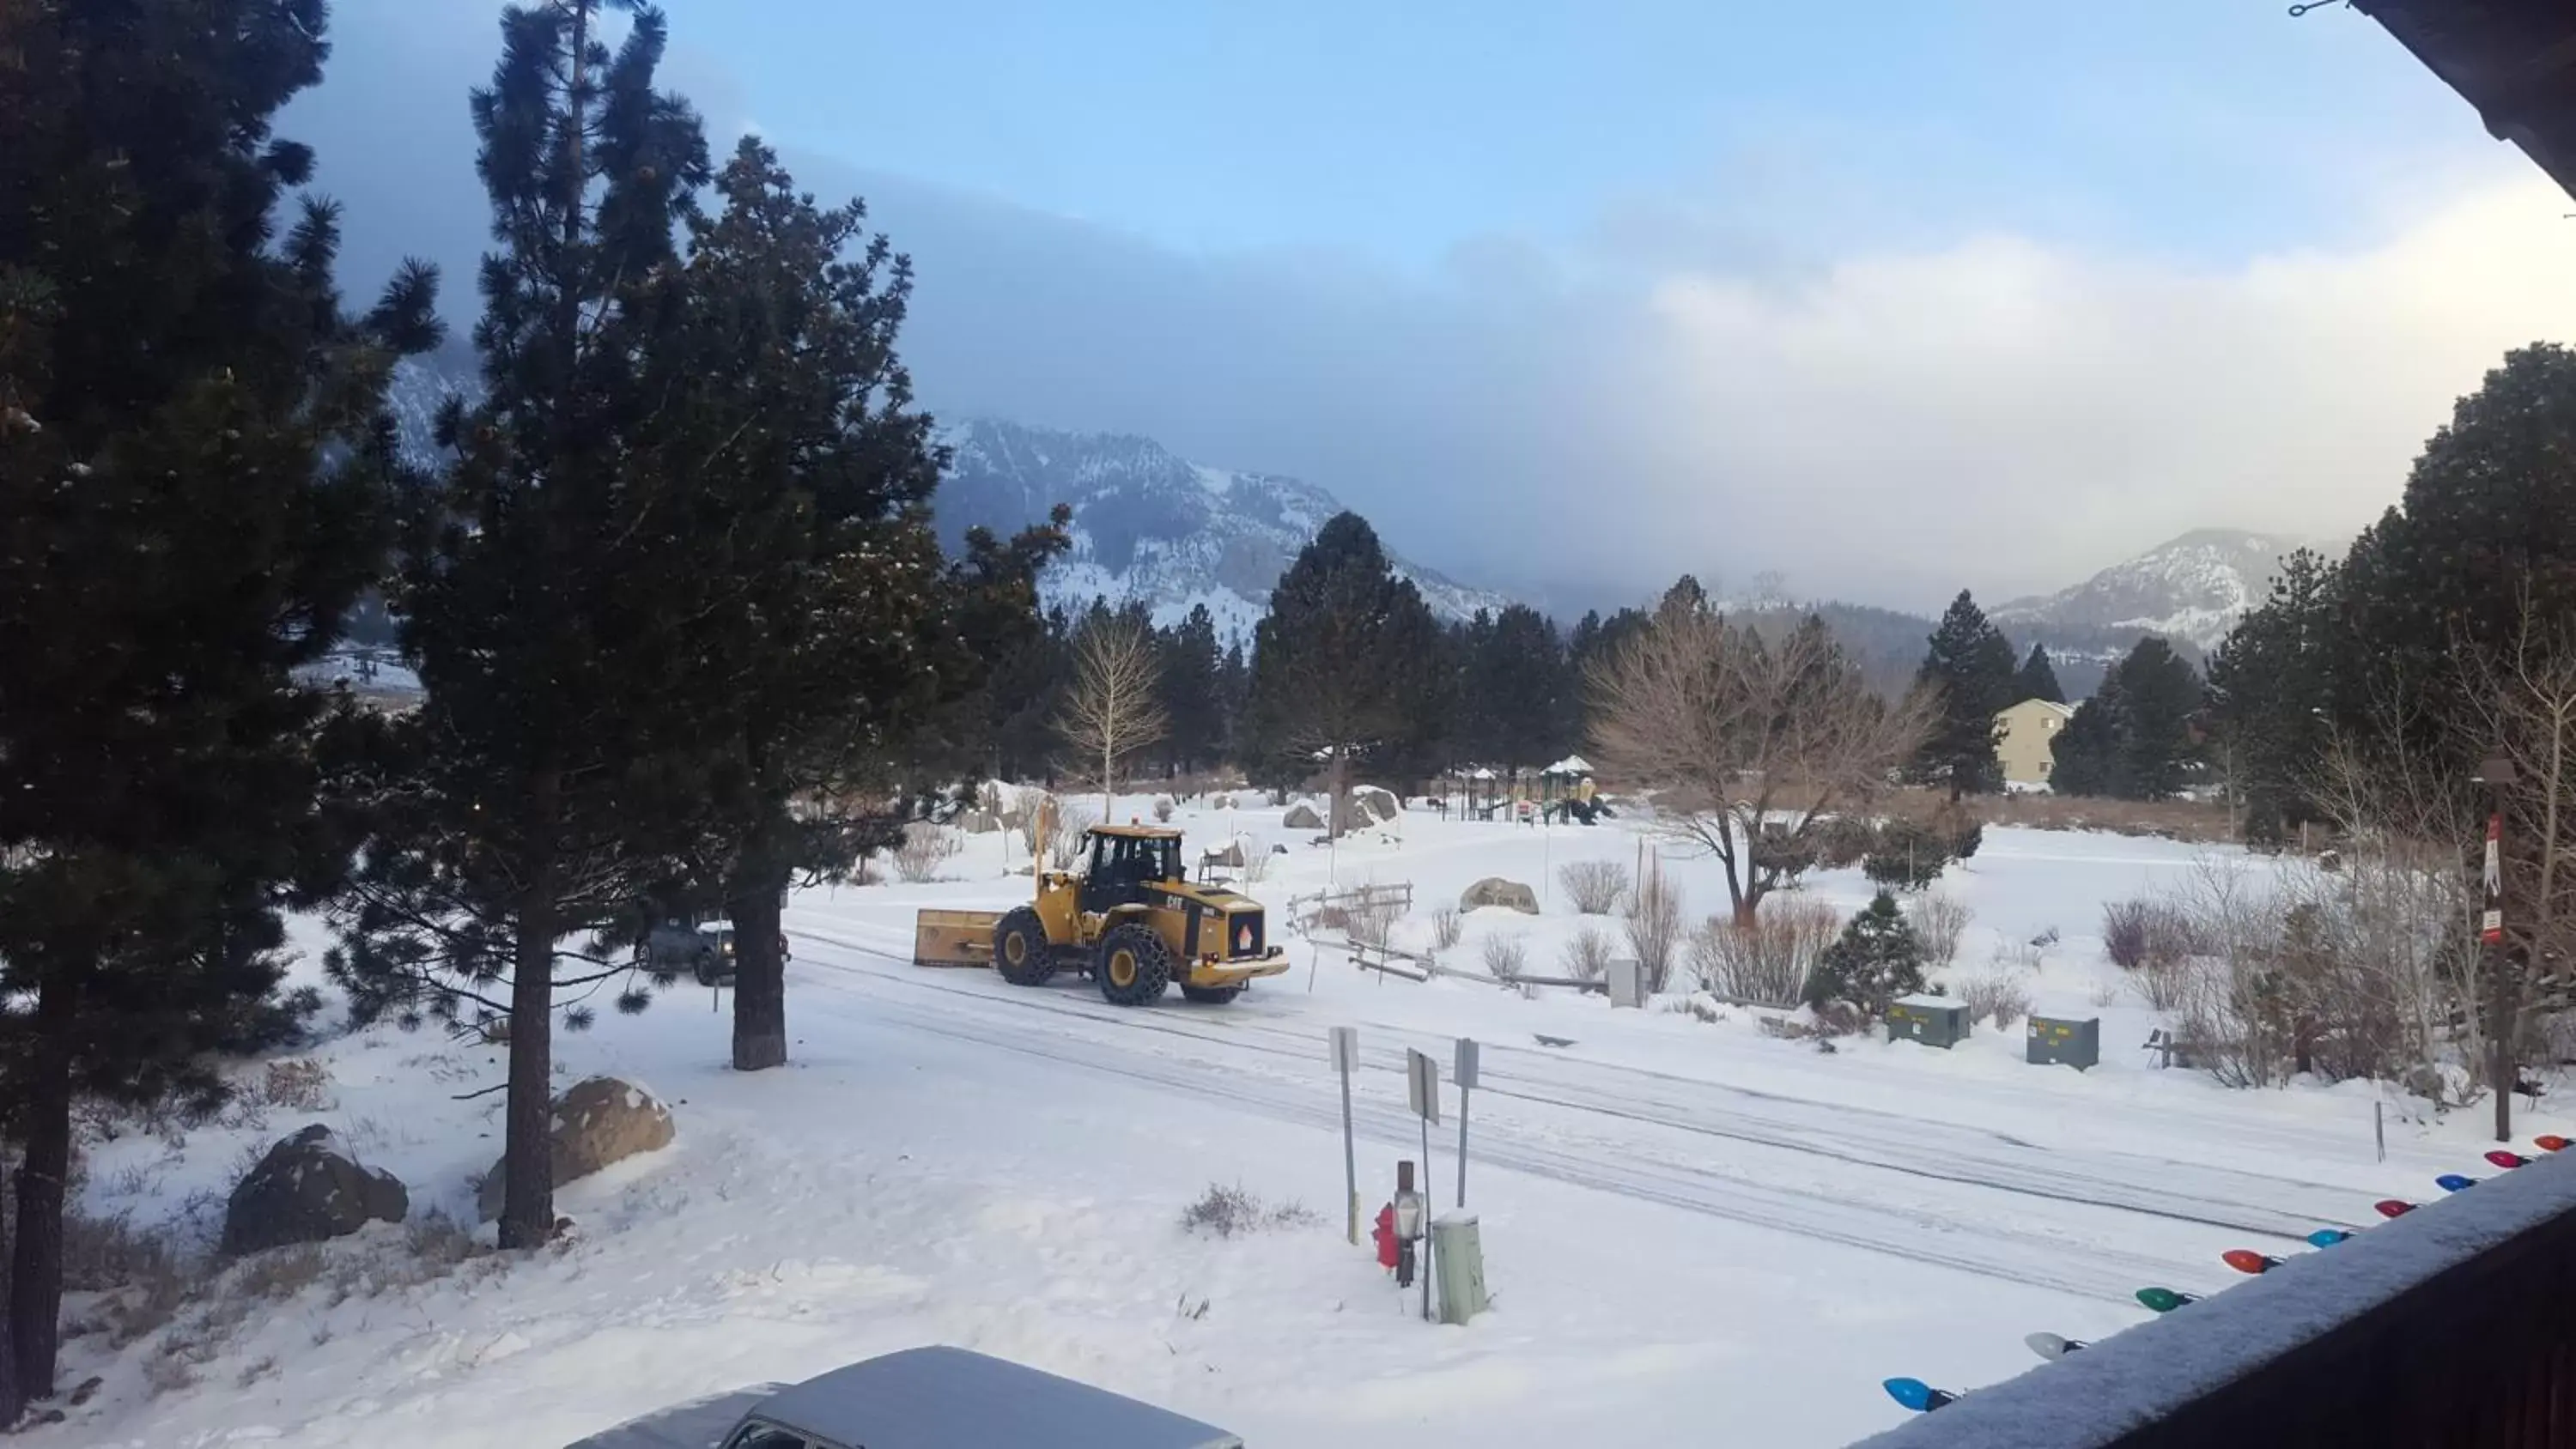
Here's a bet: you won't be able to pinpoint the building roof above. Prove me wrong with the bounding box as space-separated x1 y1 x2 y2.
749 1347 1242 1449
1996 697 2076 721
2352 0 2576 201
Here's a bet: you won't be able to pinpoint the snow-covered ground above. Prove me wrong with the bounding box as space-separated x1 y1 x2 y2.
48 797 2538 1448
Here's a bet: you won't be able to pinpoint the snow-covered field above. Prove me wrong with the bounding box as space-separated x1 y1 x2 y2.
48 797 2535 1448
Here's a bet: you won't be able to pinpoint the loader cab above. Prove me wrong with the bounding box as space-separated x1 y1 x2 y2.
1078 827 1184 915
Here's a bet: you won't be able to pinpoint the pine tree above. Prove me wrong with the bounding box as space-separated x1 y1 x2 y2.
0 0 437 1405
1911 591 2020 797
2049 686 2123 798
1240 513 1443 830
2207 550 2342 840
1806 892 1926 1014
1159 604 1226 774
2116 637 2202 801
2015 644 2066 705
331 0 711 1249
612 136 1065 1072
1472 604 1576 774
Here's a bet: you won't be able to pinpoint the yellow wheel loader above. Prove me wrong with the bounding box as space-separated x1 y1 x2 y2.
912 806 1289 1006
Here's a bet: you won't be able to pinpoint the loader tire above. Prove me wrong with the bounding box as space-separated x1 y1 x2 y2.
993 908 1057 987
1179 984 1244 1005
1097 923 1174 1006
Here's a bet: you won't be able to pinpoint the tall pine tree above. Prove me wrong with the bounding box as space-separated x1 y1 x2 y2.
0 0 437 1405
1159 604 1228 775
1911 591 2019 797
331 0 711 1248
2014 644 2065 705
2206 550 2342 840
2045 638 2201 801
1241 513 1442 828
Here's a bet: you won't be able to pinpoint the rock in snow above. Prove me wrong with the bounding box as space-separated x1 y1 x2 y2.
223 1125 407 1254
1460 877 1540 914
477 1076 676 1222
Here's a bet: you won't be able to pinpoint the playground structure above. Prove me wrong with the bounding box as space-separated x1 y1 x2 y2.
1434 756 1610 825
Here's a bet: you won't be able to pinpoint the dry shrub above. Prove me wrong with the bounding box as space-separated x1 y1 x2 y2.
1813 815 1879 870
2103 897 2196 969
256 1058 333 1113
1152 795 1176 823
1047 803 1097 870
1179 1183 1318 1237
1689 898 1838 1008
1564 925 1614 982
1623 865 1685 993
1911 892 1971 967
1558 859 1630 915
229 1245 326 1301
1956 973 2032 1029
1978 790 2238 843
405 1210 485 1269
890 822 964 883
1346 891 1402 949
1237 847 1273 884
1481 932 1529 982
1430 906 1463 952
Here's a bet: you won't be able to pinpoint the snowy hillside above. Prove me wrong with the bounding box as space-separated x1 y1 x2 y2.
936 419 1509 640
1992 530 2304 655
383 361 1509 643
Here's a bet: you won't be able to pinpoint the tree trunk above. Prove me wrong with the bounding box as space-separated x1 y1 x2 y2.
729 828 790 1072
1328 751 1348 839
501 770 561 1249
8 978 74 1400
0 1138 18 1429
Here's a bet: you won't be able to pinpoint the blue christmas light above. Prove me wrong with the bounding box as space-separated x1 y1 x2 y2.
1884 1377 1940 1412
2306 1228 2352 1248
2434 1173 2477 1193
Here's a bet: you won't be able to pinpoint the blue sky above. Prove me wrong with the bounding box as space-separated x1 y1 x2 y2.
303 1 2574 612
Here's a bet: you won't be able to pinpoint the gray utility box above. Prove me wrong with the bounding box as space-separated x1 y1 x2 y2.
2027 1015 2101 1070
1432 1212 1489 1325
1886 995 1972 1049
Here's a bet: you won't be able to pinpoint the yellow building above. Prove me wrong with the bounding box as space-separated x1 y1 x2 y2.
1994 697 2076 789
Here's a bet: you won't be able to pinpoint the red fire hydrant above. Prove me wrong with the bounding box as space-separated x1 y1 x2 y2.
1372 1202 1399 1273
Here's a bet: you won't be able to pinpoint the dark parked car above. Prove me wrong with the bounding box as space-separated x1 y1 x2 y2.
564 1345 1242 1449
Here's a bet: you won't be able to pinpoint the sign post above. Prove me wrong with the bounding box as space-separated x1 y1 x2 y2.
1331 1027 1360 1244
1454 1038 1479 1207
1406 1047 1440 1321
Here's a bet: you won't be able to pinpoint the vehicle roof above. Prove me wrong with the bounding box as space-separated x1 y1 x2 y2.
748 1346 1241 1449
1089 823 1183 840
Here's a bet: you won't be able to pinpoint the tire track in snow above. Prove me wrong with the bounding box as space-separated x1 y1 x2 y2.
787 936 2211 1306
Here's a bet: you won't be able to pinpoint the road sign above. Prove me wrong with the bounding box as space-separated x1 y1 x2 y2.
1453 1038 1479 1089
1406 1047 1440 1125
1330 1027 1358 1243
1329 1025 1358 1072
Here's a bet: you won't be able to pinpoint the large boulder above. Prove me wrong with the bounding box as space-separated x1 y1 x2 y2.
1343 785 1400 827
223 1125 407 1255
1282 803 1324 830
477 1076 676 1222
1461 877 1540 915
959 809 1001 834
1200 838 1248 870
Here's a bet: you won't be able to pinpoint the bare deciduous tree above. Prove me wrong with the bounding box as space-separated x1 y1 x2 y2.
2464 597 2576 1139
1590 608 1930 924
1059 618 1170 822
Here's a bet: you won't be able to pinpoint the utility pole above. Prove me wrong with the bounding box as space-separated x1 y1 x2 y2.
2475 754 2518 1142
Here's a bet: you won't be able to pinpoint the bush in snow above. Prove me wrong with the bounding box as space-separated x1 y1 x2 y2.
1563 926 1614 982
1047 804 1096 871
1862 818 1951 894
1805 892 1926 1016
1955 973 2032 1029
1152 794 1176 822
1480 932 1529 982
889 822 963 884
1622 865 1685 992
1558 859 1629 915
1430 906 1463 952
1687 899 1838 1008
2102 897 2195 969
1178 1183 1319 1238
1908 891 1971 967
1812 815 1877 871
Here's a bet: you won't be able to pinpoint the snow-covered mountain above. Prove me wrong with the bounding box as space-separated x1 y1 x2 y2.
1992 529 2306 656
383 358 1505 642
933 418 1508 640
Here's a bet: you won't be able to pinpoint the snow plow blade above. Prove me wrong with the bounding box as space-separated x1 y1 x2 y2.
913 909 1000 967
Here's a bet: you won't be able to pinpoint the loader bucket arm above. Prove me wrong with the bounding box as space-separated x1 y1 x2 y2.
913 909 1002 967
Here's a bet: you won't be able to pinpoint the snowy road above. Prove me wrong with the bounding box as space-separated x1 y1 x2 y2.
785 915 2389 1310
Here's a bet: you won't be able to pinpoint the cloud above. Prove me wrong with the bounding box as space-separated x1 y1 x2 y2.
283 4 2576 617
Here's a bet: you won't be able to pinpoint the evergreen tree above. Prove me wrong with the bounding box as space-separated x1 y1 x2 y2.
331 0 711 1249
2014 644 2065 706
2206 550 2342 841
1240 513 1443 829
1472 604 1577 773
2116 637 2202 801
617 137 1065 1072
1911 591 2019 797
0 0 436 1404
1805 892 1926 1014
2049 685 2123 798
1159 604 1227 774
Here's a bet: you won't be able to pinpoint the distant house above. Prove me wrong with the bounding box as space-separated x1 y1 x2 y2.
1994 698 2076 789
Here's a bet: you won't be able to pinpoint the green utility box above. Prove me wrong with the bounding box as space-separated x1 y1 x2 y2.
2026 1015 2100 1070
1886 995 1972 1049
1432 1212 1489 1325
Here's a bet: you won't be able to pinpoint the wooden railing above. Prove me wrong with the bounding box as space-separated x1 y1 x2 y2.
1855 1152 2576 1448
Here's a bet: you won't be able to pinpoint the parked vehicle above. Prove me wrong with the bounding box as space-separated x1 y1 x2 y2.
564 1344 1242 1449
638 917 790 988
